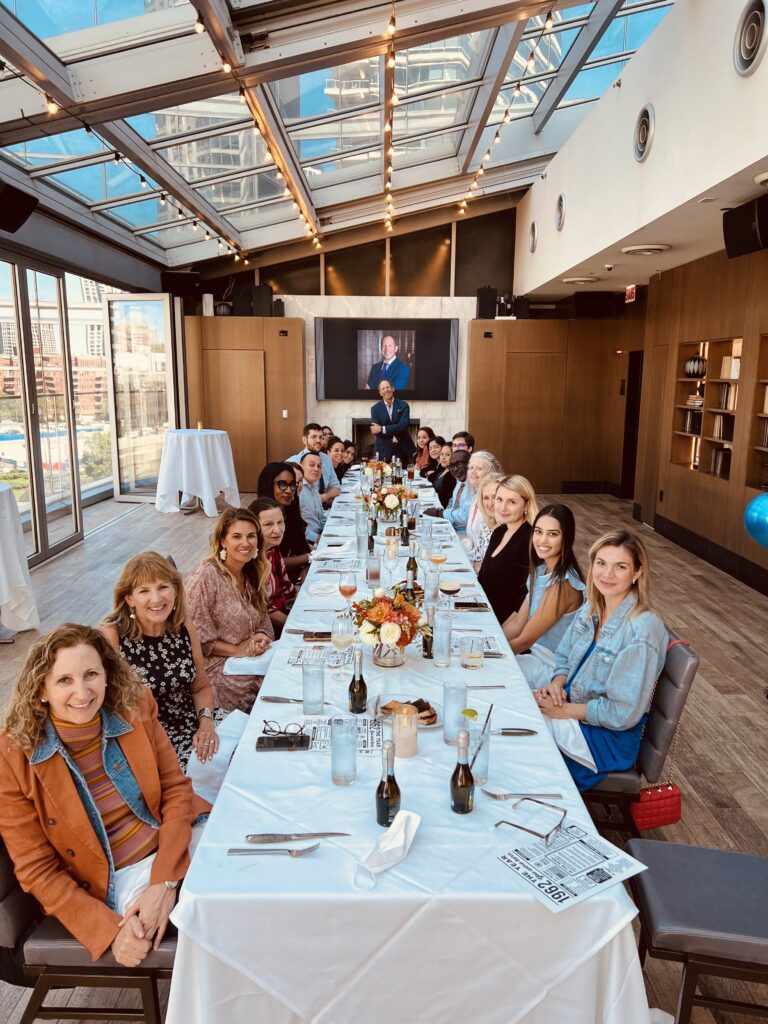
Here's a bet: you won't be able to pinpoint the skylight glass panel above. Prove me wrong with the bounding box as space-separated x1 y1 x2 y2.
589 6 670 61
1 129 108 169
101 197 171 229
393 88 476 136
270 59 380 124
396 31 493 94
396 130 463 168
195 169 284 210
155 127 267 184
48 161 156 203
303 148 381 188
560 61 626 105
506 27 581 83
291 110 379 162
126 96 248 142
497 77 549 119
225 200 295 232
625 6 671 47
141 220 205 248
0 0 190 38
527 4 595 27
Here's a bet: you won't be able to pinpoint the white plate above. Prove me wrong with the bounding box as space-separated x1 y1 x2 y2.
367 693 443 730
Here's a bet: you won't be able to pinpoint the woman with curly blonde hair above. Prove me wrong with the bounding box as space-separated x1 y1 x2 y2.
185 508 274 713
0 624 206 965
101 552 220 771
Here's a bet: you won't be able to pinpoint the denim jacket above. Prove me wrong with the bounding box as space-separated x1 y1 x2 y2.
552 593 667 731
30 708 159 910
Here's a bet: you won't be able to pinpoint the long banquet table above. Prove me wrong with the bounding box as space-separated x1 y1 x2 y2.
166 470 652 1024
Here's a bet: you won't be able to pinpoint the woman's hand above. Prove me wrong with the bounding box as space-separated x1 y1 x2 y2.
534 680 567 709
248 633 272 656
191 717 218 763
111 915 152 967
121 882 177 950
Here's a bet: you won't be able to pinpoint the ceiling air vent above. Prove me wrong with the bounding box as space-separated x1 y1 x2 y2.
633 104 655 162
562 275 600 284
734 0 767 76
620 243 671 256
555 193 566 231
528 220 538 252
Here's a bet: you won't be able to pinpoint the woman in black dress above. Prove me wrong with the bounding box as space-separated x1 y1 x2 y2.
257 461 311 580
101 551 219 772
478 475 539 627
433 441 457 507
420 435 444 482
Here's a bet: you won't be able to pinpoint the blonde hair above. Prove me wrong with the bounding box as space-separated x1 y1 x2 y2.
475 472 504 530
204 508 270 613
495 474 539 525
3 624 144 753
103 551 186 641
586 529 654 621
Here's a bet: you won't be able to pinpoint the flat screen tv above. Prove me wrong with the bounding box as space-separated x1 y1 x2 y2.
315 317 458 401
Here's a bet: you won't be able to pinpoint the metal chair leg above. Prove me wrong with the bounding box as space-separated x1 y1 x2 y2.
675 961 699 1024
20 975 53 1024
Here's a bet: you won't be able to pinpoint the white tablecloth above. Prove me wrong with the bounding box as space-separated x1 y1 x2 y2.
0 482 39 632
155 429 239 517
167 472 650 1024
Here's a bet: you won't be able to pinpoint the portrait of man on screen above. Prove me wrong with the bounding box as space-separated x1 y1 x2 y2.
366 333 411 391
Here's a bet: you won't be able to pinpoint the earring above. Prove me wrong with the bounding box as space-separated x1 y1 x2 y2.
220 548 227 561
130 611 136 619
41 697 47 704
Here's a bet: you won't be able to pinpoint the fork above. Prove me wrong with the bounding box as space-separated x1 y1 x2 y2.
227 843 320 857
481 789 562 801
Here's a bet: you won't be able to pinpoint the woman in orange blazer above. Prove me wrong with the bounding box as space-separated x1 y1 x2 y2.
0 623 207 965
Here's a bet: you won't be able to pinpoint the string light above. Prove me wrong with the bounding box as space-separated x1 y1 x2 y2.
238 87 246 104
112 151 121 164
204 230 210 241
222 58 232 73
139 175 148 189
194 15 205 33
387 15 396 35
159 195 166 206
387 51 396 70
527 49 535 71
384 119 391 133
45 94 59 115
545 9 554 30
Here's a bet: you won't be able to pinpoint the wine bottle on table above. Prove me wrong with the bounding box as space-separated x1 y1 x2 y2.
400 508 409 547
450 729 474 814
348 647 367 714
376 740 401 827
406 537 418 586
421 604 435 660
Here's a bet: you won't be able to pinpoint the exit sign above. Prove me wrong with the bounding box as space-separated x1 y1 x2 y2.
625 284 637 303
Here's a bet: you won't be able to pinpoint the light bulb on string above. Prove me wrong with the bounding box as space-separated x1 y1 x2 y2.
177 207 184 219
45 94 59 115
113 151 121 164
503 109 511 124
527 50 535 71
291 201 298 210
234 252 240 262
284 187 291 197
387 15 396 35
204 230 210 241
390 93 399 106
217 239 224 252
458 206 465 214
460 200 467 209
482 151 491 163
159 195 166 206
545 10 553 30
477 165 484 176
514 81 522 96
192 220 199 231
493 132 500 145
387 52 396 70
384 119 391 133
238 88 246 104
470 180 478 190
194 15 205 33
222 58 232 73
139 175 148 189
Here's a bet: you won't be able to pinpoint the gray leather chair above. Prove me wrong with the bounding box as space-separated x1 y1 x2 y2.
583 630 699 835
627 839 768 1023
0 835 175 1023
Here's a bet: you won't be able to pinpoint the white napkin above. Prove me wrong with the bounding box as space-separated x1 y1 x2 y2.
186 711 249 804
544 718 597 772
353 810 421 890
307 581 340 596
314 542 355 559
223 650 274 675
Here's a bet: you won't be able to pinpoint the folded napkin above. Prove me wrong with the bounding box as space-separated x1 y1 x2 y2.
544 718 597 772
314 542 355 558
186 711 249 804
353 810 421 890
307 581 341 596
223 650 275 676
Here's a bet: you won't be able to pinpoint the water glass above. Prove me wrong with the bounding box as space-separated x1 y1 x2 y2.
355 508 367 534
331 716 357 785
460 637 485 670
468 719 490 786
356 532 367 558
302 662 325 715
443 681 468 746
432 608 452 668
366 553 382 587
423 568 439 604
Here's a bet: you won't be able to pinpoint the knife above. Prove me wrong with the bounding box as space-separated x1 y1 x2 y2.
491 728 538 736
261 695 334 707
467 685 506 691
245 832 350 843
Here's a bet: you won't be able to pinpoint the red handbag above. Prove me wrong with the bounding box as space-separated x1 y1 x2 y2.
629 639 687 831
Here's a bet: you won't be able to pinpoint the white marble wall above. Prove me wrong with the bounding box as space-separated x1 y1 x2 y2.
281 295 476 443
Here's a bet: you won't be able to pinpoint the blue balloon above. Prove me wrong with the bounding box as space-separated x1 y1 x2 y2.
744 493 768 549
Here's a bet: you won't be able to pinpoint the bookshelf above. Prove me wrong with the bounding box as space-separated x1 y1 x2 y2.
671 338 741 480
746 335 768 491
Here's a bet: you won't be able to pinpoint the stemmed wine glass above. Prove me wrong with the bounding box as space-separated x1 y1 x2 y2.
428 537 448 592
338 571 357 616
384 537 399 589
439 578 461 610
330 612 355 682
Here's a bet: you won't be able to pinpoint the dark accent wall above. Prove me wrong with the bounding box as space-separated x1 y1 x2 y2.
261 256 321 296
454 208 515 298
325 240 386 296
390 224 452 297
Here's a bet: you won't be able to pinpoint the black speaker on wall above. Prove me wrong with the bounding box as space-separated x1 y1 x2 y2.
723 195 768 259
160 270 199 298
476 285 497 319
0 183 39 233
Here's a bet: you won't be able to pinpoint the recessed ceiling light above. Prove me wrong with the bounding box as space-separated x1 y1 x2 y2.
754 171 768 187
620 243 671 256
562 275 600 284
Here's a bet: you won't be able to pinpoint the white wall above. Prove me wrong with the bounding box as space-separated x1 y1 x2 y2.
513 0 768 295
280 295 475 443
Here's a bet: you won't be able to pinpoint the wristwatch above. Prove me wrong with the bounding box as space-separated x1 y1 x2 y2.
197 707 214 720
164 880 179 891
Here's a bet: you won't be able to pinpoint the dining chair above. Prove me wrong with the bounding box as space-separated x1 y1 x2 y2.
627 839 768 1023
582 628 699 836
0 835 175 1023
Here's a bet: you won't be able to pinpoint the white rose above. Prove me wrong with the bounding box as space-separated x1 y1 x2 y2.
359 620 378 646
383 464 392 476
384 493 399 510
364 467 373 477
379 622 402 647
374 587 386 598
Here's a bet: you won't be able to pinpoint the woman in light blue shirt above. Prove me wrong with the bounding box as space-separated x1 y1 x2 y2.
534 529 667 791
505 505 585 688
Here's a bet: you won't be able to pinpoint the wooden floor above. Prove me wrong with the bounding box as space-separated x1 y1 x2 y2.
2 493 768 1023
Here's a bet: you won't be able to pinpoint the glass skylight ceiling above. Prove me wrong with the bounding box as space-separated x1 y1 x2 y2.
0 0 673 258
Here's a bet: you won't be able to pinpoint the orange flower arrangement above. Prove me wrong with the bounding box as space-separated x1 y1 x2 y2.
353 592 424 649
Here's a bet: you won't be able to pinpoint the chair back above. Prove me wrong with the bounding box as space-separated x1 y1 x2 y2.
0 834 40 949
638 629 698 784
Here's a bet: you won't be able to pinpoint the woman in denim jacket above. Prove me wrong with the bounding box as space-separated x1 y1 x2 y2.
534 529 667 791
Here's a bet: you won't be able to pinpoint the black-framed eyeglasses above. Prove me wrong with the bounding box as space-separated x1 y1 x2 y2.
276 480 297 491
262 720 305 736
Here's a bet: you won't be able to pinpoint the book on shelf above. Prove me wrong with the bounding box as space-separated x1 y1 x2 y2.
710 447 732 479
764 388 768 415
761 418 768 449
711 414 734 442
715 382 738 411
720 356 741 380
682 410 702 435
685 394 704 407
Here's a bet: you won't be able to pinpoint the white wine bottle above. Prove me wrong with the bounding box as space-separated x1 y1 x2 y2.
450 729 474 814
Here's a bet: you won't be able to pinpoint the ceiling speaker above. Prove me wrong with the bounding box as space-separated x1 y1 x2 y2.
734 0 767 76
0 183 39 232
723 194 768 258
633 105 655 163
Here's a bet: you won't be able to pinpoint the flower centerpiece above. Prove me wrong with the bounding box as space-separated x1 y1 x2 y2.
364 460 393 481
368 483 408 519
353 590 424 667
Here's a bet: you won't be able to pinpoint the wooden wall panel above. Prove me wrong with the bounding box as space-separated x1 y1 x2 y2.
262 318 305 463
505 319 568 354
202 349 266 491
201 317 264 351
467 320 506 458
184 316 204 429
503 351 566 492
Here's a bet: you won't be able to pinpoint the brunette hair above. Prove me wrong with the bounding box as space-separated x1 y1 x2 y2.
417 426 436 443
529 504 584 615
103 551 186 642
431 436 446 449
3 624 144 753
326 436 344 450
494 474 539 524
204 508 270 612
586 529 654 621
257 463 309 560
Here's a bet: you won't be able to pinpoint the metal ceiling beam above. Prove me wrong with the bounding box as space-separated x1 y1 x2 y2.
457 21 526 173
531 0 624 134
0 0 562 145
0 6 72 102
188 0 244 69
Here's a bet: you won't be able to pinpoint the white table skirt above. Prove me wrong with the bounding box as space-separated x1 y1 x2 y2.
155 429 239 517
0 483 39 631
167 471 651 1024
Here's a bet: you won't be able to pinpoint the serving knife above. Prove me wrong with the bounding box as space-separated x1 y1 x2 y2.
245 832 350 843
491 728 537 736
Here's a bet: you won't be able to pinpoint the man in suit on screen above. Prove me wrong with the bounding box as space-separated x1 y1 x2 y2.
367 334 410 391
370 380 416 462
